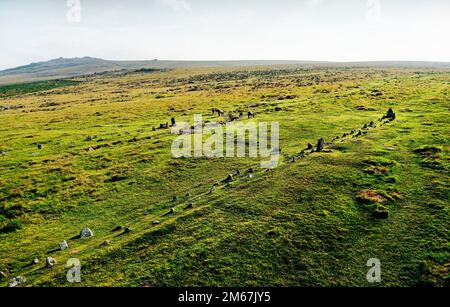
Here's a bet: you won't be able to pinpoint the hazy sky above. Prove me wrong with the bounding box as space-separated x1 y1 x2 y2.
0 0 449 69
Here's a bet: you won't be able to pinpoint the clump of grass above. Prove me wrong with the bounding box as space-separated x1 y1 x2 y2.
413 145 443 155
357 190 386 204
363 156 396 167
0 203 24 218
357 190 392 219
0 218 23 233
364 165 389 175
372 204 389 219
413 145 445 170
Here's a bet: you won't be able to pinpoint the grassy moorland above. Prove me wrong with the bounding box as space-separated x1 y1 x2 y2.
0 66 448 287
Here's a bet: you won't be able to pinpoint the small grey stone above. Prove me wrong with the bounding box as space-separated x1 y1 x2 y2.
209 186 216 194
60 240 69 251
80 227 94 238
46 257 57 267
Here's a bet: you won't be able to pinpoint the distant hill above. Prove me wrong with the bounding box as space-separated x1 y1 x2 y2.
0 57 449 84
0 57 322 84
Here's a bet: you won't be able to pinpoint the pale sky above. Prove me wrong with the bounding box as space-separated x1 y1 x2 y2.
0 0 449 70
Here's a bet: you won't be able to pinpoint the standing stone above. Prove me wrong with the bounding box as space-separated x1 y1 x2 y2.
224 174 233 183
60 240 69 251
46 257 57 268
112 226 122 232
33 258 39 265
80 227 94 238
0 271 6 280
316 138 325 152
386 108 396 120
209 186 216 194
123 227 131 234
171 117 176 126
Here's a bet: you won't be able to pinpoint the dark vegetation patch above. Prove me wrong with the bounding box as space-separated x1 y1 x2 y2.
0 218 23 233
357 190 391 219
0 79 80 97
413 145 446 170
413 145 443 155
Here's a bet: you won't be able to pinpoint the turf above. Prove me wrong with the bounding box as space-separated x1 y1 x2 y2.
0 80 80 98
0 66 448 287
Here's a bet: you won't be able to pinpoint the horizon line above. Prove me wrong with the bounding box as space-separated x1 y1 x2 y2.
2 56 450 72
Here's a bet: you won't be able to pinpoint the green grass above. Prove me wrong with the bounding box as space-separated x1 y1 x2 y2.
0 66 448 287
0 79 80 98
